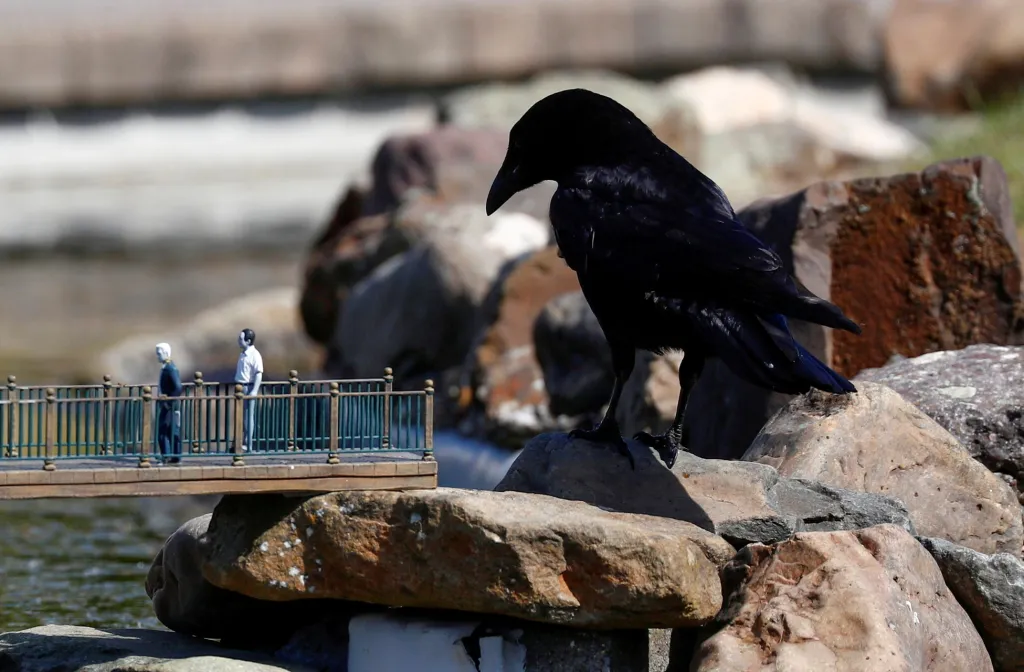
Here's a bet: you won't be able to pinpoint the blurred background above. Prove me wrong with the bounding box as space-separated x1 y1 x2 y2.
1 0 1024 630
2 0 1019 388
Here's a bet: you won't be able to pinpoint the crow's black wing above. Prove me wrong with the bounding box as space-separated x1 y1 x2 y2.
551 186 782 284
550 186 861 334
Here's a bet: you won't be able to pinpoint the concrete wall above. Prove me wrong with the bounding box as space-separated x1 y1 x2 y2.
0 0 891 109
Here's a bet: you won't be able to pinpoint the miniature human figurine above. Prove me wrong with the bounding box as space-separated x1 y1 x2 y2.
155 342 183 464
234 328 263 452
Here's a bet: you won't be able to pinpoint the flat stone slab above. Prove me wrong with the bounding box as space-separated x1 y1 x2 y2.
199 488 735 629
0 625 305 672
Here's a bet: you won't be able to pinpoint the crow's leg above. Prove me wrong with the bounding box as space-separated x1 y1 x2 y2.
569 341 635 468
635 351 706 468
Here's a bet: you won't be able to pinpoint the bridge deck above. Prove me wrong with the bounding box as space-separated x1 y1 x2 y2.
0 452 436 500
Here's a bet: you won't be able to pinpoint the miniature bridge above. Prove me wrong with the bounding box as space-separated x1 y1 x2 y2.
0 368 436 499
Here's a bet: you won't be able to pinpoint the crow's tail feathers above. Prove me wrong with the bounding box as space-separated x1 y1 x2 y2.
787 338 856 394
783 291 863 336
695 309 856 396
749 275 862 335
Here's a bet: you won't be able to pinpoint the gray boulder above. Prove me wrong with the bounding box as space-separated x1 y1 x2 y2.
918 536 1024 672
337 202 548 384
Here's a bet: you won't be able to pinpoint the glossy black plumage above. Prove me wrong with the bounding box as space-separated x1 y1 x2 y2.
486 88 861 469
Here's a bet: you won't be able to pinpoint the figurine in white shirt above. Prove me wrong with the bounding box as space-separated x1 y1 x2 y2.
234 328 264 452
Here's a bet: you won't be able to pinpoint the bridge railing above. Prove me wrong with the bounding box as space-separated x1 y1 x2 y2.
0 368 434 469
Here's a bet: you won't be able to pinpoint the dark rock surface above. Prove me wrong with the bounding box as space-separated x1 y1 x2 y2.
919 536 1024 672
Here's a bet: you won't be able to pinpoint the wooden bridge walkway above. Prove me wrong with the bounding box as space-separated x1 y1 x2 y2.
0 368 437 499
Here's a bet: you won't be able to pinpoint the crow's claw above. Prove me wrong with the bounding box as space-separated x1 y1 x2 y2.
634 431 682 469
569 425 635 470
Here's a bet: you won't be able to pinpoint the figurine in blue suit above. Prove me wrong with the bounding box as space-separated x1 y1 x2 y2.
155 342 183 464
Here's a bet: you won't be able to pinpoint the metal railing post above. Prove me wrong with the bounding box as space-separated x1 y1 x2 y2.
5 375 17 459
288 370 298 451
233 384 245 466
139 386 153 468
43 388 56 470
101 375 113 455
192 371 204 454
423 379 434 461
327 382 340 464
382 367 393 450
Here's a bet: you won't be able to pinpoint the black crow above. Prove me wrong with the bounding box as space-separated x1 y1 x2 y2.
484 88 861 469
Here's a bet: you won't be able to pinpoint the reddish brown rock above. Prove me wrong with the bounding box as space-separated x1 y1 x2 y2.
885 0 1024 111
685 155 1024 459
459 246 582 444
693 525 994 672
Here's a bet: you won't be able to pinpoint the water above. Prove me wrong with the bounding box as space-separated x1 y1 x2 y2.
0 495 216 632
0 431 517 632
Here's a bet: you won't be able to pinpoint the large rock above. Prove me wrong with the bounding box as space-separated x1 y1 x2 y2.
300 124 557 349
497 433 915 548
335 202 549 385
918 536 1024 672
857 345 1024 502
145 513 339 646
744 382 1023 556
361 125 555 221
299 183 385 347
456 246 582 445
685 155 1024 460
692 525 994 672
0 625 300 672
306 192 540 362
885 0 1024 111
199 489 734 630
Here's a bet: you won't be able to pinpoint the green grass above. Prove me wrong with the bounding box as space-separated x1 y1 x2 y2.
912 92 1024 229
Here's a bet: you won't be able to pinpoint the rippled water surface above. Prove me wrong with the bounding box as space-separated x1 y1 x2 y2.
0 496 216 632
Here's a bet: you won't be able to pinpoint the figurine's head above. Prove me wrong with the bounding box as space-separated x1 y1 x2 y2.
238 328 256 350
155 342 171 363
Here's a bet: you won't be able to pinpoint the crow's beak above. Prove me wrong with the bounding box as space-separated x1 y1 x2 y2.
485 166 518 216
